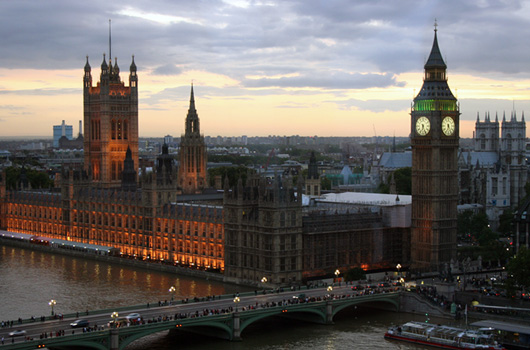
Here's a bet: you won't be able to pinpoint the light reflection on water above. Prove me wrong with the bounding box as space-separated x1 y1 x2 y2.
0 245 245 320
0 245 443 349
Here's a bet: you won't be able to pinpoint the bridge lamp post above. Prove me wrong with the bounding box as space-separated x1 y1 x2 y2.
169 286 176 303
261 277 267 292
334 269 340 286
396 263 402 278
111 311 119 328
327 285 333 299
233 296 240 312
48 299 56 316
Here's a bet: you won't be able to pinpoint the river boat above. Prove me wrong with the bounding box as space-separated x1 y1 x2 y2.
471 320 530 350
385 321 506 349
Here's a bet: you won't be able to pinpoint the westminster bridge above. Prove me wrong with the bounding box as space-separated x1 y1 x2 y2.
0 285 400 350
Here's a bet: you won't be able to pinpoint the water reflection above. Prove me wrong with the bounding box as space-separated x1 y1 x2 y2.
0 245 246 320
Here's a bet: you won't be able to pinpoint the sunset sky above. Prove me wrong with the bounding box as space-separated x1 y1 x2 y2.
1 0 530 139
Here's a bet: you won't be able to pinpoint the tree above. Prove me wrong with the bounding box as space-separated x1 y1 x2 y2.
4 166 53 190
507 246 530 291
393 167 412 195
344 267 366 282
321 176 331 191
457 210 474 242
498 209 514 237
378 167 411 195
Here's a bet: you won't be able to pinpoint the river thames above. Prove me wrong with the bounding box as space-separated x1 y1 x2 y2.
0 245 447 349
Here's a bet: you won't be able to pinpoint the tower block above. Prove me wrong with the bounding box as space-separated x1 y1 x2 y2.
410 26 459 271
83 54 139 187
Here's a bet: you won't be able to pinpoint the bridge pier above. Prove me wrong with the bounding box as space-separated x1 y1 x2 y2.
325 300 334 324
232 312 242 341
110 328 119 350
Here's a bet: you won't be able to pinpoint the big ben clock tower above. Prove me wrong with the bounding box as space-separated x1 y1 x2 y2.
411 24 459 271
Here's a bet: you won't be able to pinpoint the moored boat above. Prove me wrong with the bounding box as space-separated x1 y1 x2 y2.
385 321 506 349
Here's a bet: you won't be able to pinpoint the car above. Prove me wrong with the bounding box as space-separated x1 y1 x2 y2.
125 313 141 321
70 319 89 328
8 330 27 337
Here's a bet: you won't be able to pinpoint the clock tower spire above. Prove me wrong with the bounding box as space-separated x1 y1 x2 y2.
410 24 459 272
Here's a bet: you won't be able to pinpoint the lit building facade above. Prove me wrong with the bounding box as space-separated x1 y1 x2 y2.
0 51 412 287
83 54 139 187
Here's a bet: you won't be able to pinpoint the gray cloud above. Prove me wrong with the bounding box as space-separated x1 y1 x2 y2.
151 64 182 76
243 72 404 89
1 0 530 93
333 98 409 113
0 88 79 96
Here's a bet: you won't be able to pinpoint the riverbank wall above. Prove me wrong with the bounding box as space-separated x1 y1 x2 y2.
0 237 225 282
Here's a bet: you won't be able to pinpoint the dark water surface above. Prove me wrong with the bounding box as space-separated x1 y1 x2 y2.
0 245 447 349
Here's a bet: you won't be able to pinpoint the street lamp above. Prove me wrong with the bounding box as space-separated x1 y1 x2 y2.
261 277 267 292
111 311 119 328
169 286 176 302
396 263 402 277
233 296 240 312
334 269 341 286
48 299 56 316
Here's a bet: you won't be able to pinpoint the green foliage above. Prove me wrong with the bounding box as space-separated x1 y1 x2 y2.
344 267 366 282
507 246 530 290
457 211 497 245
4 166 53 190
497 209 514 237
321 176 331 191
376 182 390 194
207 166 255 188
377 167 411 195
457 211 474 242
393 167 411 195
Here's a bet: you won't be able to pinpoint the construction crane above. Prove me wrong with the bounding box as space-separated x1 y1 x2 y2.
264 148 275 170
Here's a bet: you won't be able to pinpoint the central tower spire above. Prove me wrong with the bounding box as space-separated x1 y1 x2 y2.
178 84 207 194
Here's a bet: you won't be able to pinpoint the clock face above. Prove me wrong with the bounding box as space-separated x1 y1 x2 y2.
442 116 455 136
416 116 430 136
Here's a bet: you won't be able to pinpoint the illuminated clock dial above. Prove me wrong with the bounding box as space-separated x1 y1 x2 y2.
415 116 430 136
442 116 455 136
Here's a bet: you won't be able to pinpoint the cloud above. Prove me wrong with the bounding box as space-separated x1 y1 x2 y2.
243 72 404 89
151 64 182 76
333 98 409 113
0 88 79 96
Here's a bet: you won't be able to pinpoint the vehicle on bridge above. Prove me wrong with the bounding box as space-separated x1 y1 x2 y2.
70 319 89 328
8 330 26 337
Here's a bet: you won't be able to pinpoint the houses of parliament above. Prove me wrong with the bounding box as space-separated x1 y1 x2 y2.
0 29 457 286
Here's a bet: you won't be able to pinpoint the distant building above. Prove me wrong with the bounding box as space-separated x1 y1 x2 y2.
53 120 73 148
459 111 527 229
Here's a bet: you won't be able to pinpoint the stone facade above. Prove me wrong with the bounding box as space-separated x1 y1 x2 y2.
83 55 139 187
410 28 459 271
178 85 207 194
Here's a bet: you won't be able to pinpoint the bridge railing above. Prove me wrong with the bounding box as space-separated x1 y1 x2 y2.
5 284 326 326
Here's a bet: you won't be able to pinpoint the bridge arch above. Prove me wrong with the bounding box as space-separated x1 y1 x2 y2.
118 319 233 349
332 295 400 320
240 307 327 334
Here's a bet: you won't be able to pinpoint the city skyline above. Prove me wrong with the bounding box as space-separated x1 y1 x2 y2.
1 1 530 138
